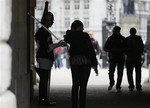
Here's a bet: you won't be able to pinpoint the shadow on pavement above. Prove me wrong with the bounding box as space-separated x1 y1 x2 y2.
31 83 150 108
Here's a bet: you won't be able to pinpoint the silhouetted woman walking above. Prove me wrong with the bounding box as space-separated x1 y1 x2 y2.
64 20 97 108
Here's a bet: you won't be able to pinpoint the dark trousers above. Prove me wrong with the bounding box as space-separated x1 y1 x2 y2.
36 68 50 101
126 59 142 90
108 59 124 90
71 65 91 108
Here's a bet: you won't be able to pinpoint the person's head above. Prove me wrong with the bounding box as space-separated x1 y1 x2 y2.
129 27 137 35
113 26 121 35
88 31 94 38
71 20 84 31
41 12 54 28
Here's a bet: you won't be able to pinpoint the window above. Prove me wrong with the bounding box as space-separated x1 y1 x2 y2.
65 18 70 28
74 0 80 9
36 0 51 10
48 0 52 10
143 2 146 11
84 0 89 9
84 17 89 28
148 3 150 11
74 17 79 20
65 0 70 9
36 0 43 10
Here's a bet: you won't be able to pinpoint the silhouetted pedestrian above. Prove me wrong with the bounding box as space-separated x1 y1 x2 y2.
54 47 63 68
64 20 97 108
104 26 126 93
88 31 102 76
126 27 144 92
63 47 70 69
34 1 67 106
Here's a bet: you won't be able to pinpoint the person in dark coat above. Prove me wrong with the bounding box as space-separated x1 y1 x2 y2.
104 26 126 93
126 27 144 92
35 1 67 106
64 20 97 108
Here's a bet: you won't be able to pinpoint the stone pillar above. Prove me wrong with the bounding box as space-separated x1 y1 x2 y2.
119 16 139 37
119 0 139 37
0 0 17 108
8 0 32 108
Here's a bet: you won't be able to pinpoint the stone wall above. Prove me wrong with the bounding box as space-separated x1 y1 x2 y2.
0 0 17 108
0 0 36 108
8 0 32 108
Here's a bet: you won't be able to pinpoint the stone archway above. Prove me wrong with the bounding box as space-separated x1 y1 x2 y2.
0 0 36 108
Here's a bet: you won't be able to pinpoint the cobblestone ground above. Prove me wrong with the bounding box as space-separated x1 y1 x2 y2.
31 68 150 108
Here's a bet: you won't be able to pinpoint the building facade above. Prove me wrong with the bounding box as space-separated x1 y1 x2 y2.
118 0 150 43
35 0 150 44
35 0 106 45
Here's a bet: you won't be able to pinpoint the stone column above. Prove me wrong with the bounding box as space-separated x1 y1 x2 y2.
0 0 17 108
